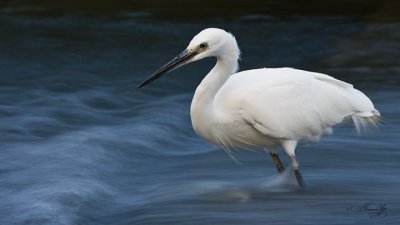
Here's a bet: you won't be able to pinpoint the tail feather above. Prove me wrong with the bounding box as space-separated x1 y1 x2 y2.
351 109 381 134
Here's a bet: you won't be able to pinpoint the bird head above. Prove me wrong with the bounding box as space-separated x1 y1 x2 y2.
137 28 239 88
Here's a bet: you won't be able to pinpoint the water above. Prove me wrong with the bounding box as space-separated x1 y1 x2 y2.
1 2 400 225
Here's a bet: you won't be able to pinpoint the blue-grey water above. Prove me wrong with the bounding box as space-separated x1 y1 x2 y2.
1 2 400 225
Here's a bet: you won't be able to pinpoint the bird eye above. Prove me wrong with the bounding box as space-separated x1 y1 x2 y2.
199 42 208 50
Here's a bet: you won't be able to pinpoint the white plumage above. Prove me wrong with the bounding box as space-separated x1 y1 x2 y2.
192 67 379 148
139 28 380 186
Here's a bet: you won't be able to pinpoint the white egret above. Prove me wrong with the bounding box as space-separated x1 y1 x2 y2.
138 28 380 187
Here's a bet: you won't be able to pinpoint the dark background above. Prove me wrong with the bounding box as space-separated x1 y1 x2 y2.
2 0 400 19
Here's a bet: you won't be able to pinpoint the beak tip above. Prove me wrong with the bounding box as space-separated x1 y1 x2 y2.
137 82 145 88
137 49 197 89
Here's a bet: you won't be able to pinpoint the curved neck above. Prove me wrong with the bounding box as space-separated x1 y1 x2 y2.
191 56 238 111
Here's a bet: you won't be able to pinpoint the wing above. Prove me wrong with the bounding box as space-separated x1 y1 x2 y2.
213 68 372 140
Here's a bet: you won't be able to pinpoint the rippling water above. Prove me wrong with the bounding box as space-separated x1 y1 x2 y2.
1 2 400 225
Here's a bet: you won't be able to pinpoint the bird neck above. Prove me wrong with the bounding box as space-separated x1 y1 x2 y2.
204 57 237 91
191 56 238 116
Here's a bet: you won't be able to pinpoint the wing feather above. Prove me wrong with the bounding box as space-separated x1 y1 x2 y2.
214 68 375 141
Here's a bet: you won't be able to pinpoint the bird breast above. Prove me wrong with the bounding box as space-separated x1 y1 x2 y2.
190 102 280 149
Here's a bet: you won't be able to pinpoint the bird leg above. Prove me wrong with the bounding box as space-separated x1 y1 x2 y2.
289 155 306 187
281 140 305 187
269 152 285 173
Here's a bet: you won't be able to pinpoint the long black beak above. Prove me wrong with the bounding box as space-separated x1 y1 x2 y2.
137 49 198 88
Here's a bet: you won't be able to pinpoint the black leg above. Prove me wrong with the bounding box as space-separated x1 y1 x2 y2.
289 155 306 187
270 152 285 173
294 168 305 187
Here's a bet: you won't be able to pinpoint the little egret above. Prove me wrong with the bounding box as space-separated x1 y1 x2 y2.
138 28 380 187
